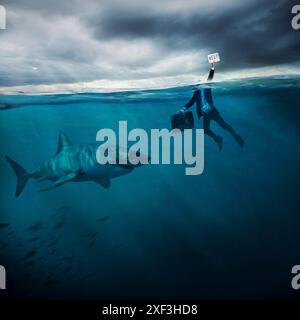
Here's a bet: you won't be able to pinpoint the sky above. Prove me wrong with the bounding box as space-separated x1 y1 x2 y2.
0 0 299 92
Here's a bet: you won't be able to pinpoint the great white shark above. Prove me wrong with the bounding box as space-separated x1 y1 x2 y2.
6 132 145 197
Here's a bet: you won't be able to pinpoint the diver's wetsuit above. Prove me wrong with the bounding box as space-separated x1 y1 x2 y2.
183 68 244 149
207 67 215 81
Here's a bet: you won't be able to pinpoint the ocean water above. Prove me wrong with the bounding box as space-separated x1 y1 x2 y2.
0 76 300 299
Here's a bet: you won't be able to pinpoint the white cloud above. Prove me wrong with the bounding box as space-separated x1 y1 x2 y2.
0 0 298 91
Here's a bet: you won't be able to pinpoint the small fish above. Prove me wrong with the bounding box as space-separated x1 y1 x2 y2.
24 250 37 260
0 243 8 250
63 205 71 212
53 220 65 230
58 205 71 211
18 273 31 281
16 257 24 264
83 232 99 238
62 266 71 274
46 273 54 280
78 261 85 272
52 208 64 217
44 280 61 286
86 241 96 249
81 272 96 281
0 223 10 229
32 276 42 285
24 260 36 268
52 205 71 217
49 248 56 255
7 230 14 236
29 237 39 242
62 255 74 262
47 239 58 247
97 216 110 223
25 222 43 233
110 244 123 252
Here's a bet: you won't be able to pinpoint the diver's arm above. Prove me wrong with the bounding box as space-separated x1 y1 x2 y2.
182 91 197 111
207 64 215 81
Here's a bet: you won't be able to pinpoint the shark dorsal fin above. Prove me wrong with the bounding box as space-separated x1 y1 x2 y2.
56 131 73 154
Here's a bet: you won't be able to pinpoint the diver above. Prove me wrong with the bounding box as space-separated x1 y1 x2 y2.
180 64 244 150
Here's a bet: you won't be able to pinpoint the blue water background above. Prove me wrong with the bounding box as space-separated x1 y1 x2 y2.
0 77 300 299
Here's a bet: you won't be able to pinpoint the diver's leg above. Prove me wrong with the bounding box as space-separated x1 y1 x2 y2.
203 114 223 151
212 110 244 147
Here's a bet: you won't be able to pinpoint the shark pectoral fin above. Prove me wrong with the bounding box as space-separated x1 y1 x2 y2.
39 171 79 192
95 178 111 189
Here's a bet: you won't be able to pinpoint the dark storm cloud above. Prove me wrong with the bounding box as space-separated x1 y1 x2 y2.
0 0 83 15
88 0 300 71
0 0 299 88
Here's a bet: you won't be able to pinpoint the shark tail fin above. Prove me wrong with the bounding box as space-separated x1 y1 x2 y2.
6 156 29 198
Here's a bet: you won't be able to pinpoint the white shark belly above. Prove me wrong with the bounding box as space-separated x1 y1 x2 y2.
84 164 132 180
